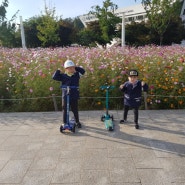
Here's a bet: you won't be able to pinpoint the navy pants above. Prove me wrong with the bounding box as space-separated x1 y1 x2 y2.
123 105 139 124
62 98 79 124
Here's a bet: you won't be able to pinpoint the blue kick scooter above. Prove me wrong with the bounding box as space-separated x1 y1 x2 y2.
100 85 114 131
60 86 77 133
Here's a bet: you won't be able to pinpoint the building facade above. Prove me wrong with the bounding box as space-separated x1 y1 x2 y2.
79 1 185 27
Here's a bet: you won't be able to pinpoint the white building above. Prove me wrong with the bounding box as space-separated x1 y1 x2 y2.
79 1 185 27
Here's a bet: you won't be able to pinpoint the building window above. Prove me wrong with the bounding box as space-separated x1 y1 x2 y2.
128 17 134 22
125 18 128 22
137 15 144 20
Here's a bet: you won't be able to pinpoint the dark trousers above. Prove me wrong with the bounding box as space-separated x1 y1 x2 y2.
62 98 79 124
123 105 139 125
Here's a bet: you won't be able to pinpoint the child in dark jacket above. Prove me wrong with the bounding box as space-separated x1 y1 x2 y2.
119 69 148 129
52 59 85 128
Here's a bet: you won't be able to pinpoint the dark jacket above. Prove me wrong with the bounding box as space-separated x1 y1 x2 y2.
52 67 85 99
120 80 148 107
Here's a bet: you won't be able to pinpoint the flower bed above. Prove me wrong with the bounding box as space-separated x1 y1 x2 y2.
0 45 185 112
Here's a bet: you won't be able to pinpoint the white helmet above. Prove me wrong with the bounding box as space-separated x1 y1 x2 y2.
64 60 75 68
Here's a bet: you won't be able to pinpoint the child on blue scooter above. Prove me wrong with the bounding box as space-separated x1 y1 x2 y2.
52 59 85 128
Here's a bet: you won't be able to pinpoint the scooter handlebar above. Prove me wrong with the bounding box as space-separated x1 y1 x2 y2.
60 85 79 94
60 85 79 89
100 85 115 90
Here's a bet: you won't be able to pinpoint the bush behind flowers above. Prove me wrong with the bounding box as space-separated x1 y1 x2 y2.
0 45 185 112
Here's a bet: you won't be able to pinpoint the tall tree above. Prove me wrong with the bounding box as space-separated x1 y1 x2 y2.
23 17 42 48
124 18 185 46
37 4 59 47
0 0 8 22
163 16 185 45
77 21 102 46
125 21 151 46
57 18 73 46
89 0 121 46
141 0 183 45
0 0 19 47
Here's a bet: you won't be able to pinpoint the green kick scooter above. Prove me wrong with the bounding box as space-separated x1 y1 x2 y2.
100 85 114 131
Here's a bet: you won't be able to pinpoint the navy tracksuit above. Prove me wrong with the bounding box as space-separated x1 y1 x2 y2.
120 80 148 124
52 67 85 123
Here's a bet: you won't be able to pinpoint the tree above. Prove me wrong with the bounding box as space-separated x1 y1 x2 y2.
141 0 183 45
23 17 42 48
57 18 73 46
37 4 59 47
89 0 121 46
0 0 8 23
0 0 19 47
77 29 96 46
163 16 185 45
125 21 151 46
124 17 185 46
77 21 102 46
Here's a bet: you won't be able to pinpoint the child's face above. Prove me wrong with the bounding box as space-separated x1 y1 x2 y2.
128 76 138 83
65 66 75 74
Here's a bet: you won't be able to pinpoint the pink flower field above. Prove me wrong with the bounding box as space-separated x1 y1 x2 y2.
0 45 185 111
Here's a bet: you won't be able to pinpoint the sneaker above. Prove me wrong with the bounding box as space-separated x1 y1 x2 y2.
135 124 139 129
76 122 82 128
120 120 127 124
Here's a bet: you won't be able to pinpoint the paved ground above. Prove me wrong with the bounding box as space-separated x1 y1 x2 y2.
0 110 184 185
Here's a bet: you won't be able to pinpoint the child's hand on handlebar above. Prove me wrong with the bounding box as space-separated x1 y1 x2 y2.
120 84 124 89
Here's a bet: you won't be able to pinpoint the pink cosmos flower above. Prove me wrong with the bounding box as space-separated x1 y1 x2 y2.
49 87 54 91
121 70 127 75
155 100 161 103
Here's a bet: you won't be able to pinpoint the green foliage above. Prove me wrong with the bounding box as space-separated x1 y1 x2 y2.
23 17 42 48
125 19 185 46
77 21 103 46
163 16 185 45
0 22 16 47
0 0 19 47
142 0 182 45
57 19 74 46
126 21 151 46
37 6 59 47
89 0 121 46
1 0 10 23
77 29 95 46
0 0 8 22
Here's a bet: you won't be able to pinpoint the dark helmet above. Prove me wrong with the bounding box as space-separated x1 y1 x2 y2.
128 70 138 76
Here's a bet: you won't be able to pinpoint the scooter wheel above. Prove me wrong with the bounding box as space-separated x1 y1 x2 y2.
72 125 75 133
60 125 64 133
108 126 113 131
101 115 105 122
111 115 114 121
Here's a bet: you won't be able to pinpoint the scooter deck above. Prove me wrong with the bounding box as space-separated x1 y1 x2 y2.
60 121 76 133
104 119 114 131
101 113 114 131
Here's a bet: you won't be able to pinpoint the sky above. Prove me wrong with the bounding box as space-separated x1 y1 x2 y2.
6 0 142 21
